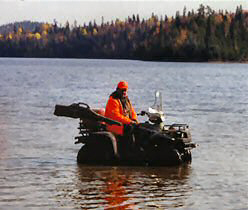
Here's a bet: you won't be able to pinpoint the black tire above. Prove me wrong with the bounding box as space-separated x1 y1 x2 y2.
77 132 117 165
77 142 115 164
147 145 183 166
77 145 89 164
93 141 115 162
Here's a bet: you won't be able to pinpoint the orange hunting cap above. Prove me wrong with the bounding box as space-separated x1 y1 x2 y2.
117 80 128 90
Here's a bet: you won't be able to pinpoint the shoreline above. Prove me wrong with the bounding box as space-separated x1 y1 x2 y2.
0 56 248 64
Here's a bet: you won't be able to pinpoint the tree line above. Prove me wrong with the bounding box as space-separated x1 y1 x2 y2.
0 5 247 62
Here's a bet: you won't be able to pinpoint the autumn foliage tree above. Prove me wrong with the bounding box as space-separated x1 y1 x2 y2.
0 5 248 61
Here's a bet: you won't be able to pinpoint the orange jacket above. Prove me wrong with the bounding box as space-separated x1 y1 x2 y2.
105 96 138 136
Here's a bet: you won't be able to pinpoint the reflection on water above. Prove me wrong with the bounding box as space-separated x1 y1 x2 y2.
56 165 192 209
99 169 131 209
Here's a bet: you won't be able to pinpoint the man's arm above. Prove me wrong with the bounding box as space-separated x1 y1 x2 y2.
106 98 132 124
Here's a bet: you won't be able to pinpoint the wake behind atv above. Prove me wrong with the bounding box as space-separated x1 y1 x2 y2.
54 91 196 166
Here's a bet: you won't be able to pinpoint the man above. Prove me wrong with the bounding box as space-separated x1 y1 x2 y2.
105 80 138 136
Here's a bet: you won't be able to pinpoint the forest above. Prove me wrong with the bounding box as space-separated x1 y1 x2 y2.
0 5 247 62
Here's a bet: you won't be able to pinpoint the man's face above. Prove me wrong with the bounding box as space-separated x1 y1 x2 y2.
120 88 128 97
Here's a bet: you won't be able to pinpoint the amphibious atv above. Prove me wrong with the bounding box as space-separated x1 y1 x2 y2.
54 91 196 166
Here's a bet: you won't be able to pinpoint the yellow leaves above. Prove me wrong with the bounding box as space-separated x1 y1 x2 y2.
148 17 155 25
176 29 188 47
226 15 232 24
215 15 224 24
93 28 98 35
42 24 49 31
82 28 87 35
115 19 124 26
0 34 3 40
42 31 48 36
35 33 41 40
167 17 173 23
7 33 13 40
18 27 23 34
115 19 121 25
27 32 33 39
82 28 97 36
41 23 52 37
26 32 41 40
180 29 188 41
42 23 52 31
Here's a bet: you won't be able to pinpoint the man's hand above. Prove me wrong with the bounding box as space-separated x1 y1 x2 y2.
131 119 139 124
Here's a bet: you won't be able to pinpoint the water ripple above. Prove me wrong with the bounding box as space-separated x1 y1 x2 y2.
0 58 248 209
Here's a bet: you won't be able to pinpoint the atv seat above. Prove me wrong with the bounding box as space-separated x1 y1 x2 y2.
79 108 106 131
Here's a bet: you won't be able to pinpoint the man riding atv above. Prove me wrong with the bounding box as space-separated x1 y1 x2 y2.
105 80 138 136
54 84 196 166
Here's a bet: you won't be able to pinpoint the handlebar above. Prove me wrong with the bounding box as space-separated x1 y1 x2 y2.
137 111 148 116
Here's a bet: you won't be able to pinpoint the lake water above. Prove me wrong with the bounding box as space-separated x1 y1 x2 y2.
0 58 247 209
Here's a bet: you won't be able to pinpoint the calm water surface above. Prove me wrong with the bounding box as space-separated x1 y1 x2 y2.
0 58 247 209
